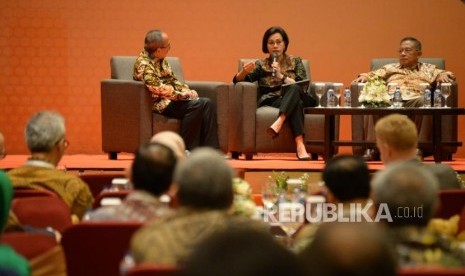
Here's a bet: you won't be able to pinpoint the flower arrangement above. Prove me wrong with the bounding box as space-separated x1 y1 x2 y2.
358 76 391 107
231 177 257 218
270 171 309 192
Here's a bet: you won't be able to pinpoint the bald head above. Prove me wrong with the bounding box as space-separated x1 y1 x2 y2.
150 131 186 160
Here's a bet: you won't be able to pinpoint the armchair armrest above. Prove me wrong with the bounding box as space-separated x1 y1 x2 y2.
229 82 259 152
101 79 153 153
185 80 230 152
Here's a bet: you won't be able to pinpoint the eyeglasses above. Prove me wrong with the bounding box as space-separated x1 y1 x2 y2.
55 137 69 149
159 43 171 49
398 48 418 54
267 40 283 46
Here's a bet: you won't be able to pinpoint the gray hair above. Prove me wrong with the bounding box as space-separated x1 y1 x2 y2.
25 111 65 153
372 161 438 226
144 29 164 53
175 147 234 210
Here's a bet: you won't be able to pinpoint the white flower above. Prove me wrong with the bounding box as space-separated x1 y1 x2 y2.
358 76 390 107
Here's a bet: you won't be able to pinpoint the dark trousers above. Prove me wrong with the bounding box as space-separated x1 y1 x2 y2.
162 98 219 150
260 84 314 137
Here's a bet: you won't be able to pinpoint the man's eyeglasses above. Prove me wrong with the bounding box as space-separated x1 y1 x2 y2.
159 43 171 49
398 48 418 54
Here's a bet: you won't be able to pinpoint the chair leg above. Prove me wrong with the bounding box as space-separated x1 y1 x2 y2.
311 153 318 161
231 152 241 159
108 152 118 160
245 153 253 160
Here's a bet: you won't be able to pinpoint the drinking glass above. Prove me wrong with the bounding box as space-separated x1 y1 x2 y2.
441 83 452 108
277 189 305 248
387 82 397 108
262 177 279 210
314 83 325 108
333 83 343 107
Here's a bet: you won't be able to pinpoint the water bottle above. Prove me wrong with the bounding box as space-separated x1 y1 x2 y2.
392 87 402 108
327 89 335 107
343 88 351 107
434 88 442 107
423 88 431 108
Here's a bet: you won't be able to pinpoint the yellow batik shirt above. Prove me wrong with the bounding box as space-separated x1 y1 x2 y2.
360 62 455 101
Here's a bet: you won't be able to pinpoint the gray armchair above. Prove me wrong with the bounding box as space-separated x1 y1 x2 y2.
351 58 458 159
229 59 339 160
101 56 230 159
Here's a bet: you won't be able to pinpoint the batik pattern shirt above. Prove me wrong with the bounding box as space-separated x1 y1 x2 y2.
133 50 192 113
233 54 307 106
7 165 94 219
85 190 172 222
360 62 455 101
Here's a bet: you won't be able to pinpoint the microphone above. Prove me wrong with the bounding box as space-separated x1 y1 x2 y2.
272 52 278 77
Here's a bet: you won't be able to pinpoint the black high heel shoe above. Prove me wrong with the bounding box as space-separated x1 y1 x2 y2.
266 127 279 139
296 152 312 161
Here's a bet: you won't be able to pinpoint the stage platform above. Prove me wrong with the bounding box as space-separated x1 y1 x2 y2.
2 153 465 196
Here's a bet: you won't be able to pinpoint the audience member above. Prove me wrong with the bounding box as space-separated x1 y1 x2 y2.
233 26 316 160
134 29 219 150
0 171 30 276
150 131 187 161
293 155 372 252
183 228 305 276
371 162 465 267
428 163 464 190
354 37 456 161
7 111 93 220
0 132 5 160
375 113 463 188
374 114 419 165
129 148 266 265
298 222 397 276
85 142 177 221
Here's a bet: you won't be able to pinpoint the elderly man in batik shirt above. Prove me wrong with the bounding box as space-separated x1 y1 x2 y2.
133 29 219 150
353 36 456 161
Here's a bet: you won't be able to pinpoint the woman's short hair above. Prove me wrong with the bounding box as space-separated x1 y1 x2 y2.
262 26 289 54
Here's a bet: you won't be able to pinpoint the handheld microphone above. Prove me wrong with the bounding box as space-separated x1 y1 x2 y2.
272 52 278 77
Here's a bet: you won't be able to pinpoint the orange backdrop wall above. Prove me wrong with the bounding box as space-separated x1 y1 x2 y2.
1 0 465 156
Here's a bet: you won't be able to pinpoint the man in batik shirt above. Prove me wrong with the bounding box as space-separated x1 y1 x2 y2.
133 29 219 150
353 37 456 161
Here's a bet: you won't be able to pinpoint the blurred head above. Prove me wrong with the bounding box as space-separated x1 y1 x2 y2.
184 228 305 276
398 37 422 68
144 29 171 59
150 131 186 161
0 171 14 232
175 147 234 210
375 114 418 164
322 155 370 203
299 222 397 276
25 111 68 156
130 142 176 196
0 132 5 159
372 161 439 227
262 26 289 56
428 163 462 190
